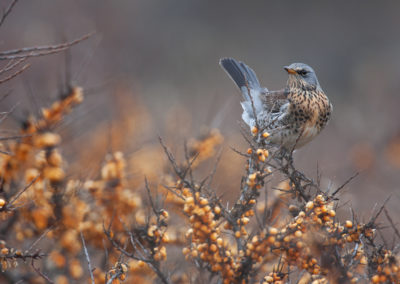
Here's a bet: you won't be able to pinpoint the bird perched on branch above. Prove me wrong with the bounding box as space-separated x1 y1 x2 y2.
220 58 332 151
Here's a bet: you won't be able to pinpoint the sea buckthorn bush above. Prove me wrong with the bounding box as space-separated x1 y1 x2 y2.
0 3 399 284
1 59 399 284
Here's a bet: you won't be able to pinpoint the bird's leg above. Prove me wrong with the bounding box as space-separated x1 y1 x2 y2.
286 151 294 168
275 148 292 172
286 155 312 184
282 149 308 182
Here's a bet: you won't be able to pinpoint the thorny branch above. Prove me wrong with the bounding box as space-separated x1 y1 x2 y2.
157 122 400 284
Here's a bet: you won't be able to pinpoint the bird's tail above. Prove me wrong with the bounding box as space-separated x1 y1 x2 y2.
219 58 265 126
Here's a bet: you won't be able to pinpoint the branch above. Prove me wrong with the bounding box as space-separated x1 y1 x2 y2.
159 136 182 177
383 208 400 240
0 63 30 84
5 175 39 210
0 57 26 75
0 0 18 28
144 177 159 217
81 232 95 284
331 172 359 197
31 258 54 284
368 196 391 226
106 271 123 284
0 32 94 60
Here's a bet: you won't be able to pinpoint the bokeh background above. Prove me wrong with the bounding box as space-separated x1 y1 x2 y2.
1 1 400 219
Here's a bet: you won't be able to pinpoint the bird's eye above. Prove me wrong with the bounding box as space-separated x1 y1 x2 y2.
297 70 308 76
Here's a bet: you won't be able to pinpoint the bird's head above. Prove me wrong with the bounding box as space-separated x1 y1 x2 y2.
284 63 320 90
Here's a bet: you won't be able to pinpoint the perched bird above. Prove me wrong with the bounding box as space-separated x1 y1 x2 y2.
220 58 332 151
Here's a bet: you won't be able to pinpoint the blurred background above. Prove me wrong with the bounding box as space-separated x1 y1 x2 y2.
1 1 400 219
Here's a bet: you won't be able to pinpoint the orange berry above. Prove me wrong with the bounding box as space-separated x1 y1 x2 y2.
209 244 217 252
185 196 194 204
161 210 169 219
262 132 270 138
371 275 380 283
182 247 190 255
305 201 314 211
43 167 65 182
161 234 169 243
34 132 61 148
191 250 198 258
379 275 387 282
248 173 257 181
182 188 191 196
267 236 275 244
294 230 303 238
264 276 273 282
48 150 63 167
120 263 128 272
269 227 278 235
256 149 266 162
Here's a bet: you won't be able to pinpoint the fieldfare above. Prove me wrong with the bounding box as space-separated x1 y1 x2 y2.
220 58 332 151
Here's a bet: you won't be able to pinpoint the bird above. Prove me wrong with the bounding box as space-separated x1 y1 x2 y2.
219 58 332 151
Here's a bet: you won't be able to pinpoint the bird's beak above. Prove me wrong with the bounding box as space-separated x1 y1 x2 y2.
284 66 296 75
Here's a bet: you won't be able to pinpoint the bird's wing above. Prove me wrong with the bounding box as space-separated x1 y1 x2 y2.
262 89 289 113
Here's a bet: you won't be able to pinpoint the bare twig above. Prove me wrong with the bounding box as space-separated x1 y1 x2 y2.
0 102 19 125
81 231 95 284
144 177 159 216
27 225 55 252
106 272 122 284
0 57 26 75
31 258 54 284
0 134 30 141
0 63 30 84
331 172 359 197
368 196 391 226
0 149 12 155
159 136 182 176
8 176 39 203
0 32 94 59
244 82 260 133
384 208 400 240
0 0 18 28
205 147 223 190
229 146 249 158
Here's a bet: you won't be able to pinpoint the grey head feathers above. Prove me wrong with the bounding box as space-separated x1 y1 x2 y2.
284 63 321 89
